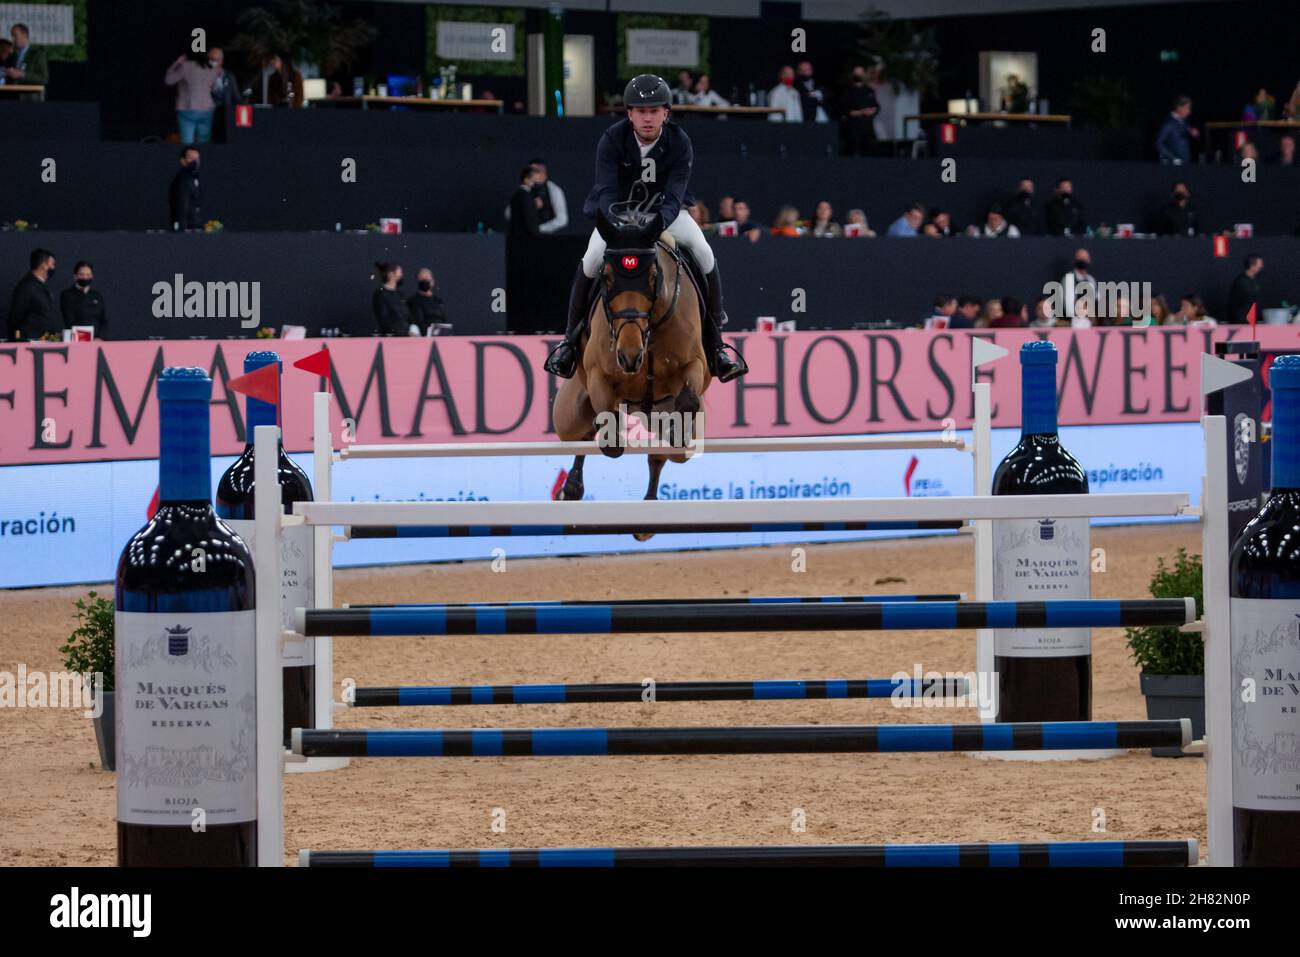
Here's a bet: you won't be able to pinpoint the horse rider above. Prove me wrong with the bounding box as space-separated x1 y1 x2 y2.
543 74 749 383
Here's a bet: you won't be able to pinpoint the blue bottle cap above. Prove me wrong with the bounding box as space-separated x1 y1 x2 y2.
245 350 281 372
157 366 212 402
1020 339 1058 366
1271 354 1300 390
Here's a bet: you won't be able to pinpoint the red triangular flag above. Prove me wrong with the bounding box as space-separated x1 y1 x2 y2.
147 484 160 520
293 347 331 390
227 362 281 428
1247 302 1257 339
551 469 569 500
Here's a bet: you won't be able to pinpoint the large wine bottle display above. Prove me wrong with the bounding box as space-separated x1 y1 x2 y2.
992 340 1092 722
216 351 315 748
116 368 257 866
1229 353 1300 866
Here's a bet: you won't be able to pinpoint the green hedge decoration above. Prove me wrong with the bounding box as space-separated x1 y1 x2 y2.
426 5 524 77
616 13 709 80
14 0 88 63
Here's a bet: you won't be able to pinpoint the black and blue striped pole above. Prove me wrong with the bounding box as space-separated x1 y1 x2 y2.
292 719 1191 757
300 839 1197 868
346 593 964 610
298 598 1195 637
352 676 970 707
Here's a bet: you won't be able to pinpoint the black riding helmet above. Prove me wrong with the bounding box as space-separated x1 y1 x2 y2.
624 74 671 108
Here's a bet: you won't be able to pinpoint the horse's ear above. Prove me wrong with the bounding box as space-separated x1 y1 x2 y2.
595 210 618 244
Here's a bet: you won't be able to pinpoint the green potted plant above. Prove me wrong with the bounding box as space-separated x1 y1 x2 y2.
1125 548 1204 757
60 591 115 770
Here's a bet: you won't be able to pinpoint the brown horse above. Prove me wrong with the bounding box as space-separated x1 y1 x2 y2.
551 214 711 532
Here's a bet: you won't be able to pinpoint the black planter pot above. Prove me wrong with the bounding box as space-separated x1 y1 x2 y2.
93 690 115 771
1138 673 1204 757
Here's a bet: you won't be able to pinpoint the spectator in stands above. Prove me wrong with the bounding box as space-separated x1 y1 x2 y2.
1156 95 1197 164
60 261 108 338
1285 80 1300 120
0 39 12 84
527 159 569 234
810 201 842 237
1030 295 1057 328
1149 294 1171 325
981 298 1004 327
6 248 58 341
1005 178 1037 235
924 294 957 328
887 203 925 237
371 262 409 336
165 51 217 145
673 70 694 105
841 64 880 157
1173 293 1216 326
168 146 203 231
209 46 247 144
769 65 828 123
1239 141 1260 164
924 208 955 237
689 74 730 108
1226 254 1264 324
265 53 304 108
508 164 543 238
4 23 48 90
716 196 735 222
993 296 1027 328
969 203 1019 238
1044 178 1086 236
1154 182 1198 236
689 201 713 231
952 295 981 329
771 206 804 237
844 208 876 237
1278 134 1296 166
1061 247 1095 320
733 200 763 242
407 268 449 335
794 61 830 124
1243 88 1276 121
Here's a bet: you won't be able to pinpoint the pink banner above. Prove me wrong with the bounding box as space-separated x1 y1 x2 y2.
0 327 1293 466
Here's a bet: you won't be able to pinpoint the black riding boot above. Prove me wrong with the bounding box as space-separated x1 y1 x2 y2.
544 264 595 378
703 265 748 383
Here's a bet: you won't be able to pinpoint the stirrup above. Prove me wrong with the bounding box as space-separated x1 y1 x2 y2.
711 344 748 383
545 341 579 378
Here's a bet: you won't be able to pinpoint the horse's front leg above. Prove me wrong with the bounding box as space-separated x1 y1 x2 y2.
632 454 669 542
586 372 625 459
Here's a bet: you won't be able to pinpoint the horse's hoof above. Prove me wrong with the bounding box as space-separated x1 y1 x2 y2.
555 479 584 501
599 442 624 459
633 531 655 543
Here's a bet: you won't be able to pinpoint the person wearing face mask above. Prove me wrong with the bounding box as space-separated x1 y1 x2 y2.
407 268 450 335
371 262 410 336
1154 182 1198 237
1005 178 1037 235
168 146 203 231
841 64 880 156
60 261 108 338
1044 178 1086 236
6 248 60 342
768 66 826 123
209 46 248 144
165 49 217 144
1227 254 1265 325
1061 247 1096 321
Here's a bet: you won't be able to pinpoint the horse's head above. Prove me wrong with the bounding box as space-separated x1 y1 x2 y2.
596 211 662 374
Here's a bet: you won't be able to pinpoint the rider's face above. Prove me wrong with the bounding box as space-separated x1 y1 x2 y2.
628 106 668 142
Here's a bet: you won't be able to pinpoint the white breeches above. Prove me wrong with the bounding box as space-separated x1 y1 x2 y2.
581 209 715 278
